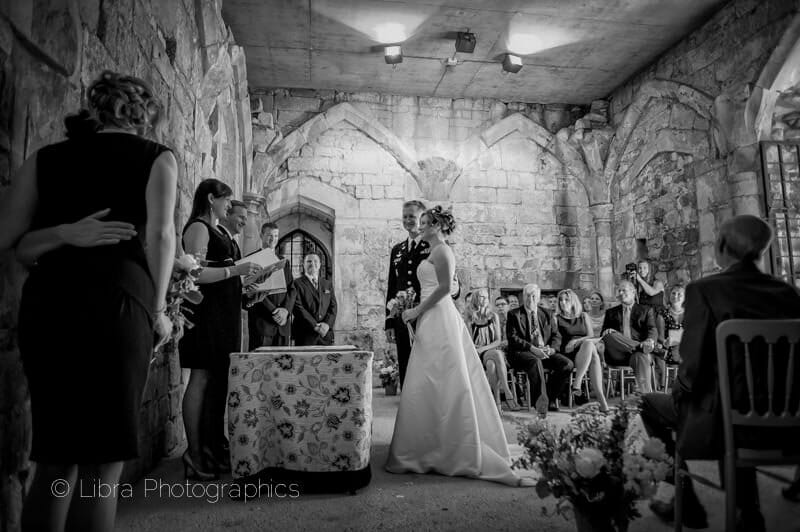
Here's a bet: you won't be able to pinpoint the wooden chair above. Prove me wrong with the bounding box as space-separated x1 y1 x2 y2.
604 365 637 400
662 365 679 392
507 369 532 412
675 319 800 532
568 369 591 408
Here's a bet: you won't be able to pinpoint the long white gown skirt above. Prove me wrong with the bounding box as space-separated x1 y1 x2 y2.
385 261 520 486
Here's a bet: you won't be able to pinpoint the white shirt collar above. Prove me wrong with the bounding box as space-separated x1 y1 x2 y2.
306 273 318 283
407 235 422 248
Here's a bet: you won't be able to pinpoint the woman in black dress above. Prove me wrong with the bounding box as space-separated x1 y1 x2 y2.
179 180 259 479
654 283 685 388
0 71 176 532
555 289 609 411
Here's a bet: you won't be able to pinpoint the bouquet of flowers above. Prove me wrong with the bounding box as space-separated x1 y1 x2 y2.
161 253 203 350
377 353 400 388
386 287 418 342
514 399 672 532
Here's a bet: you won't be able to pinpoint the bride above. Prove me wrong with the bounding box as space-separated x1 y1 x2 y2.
385 205 531 486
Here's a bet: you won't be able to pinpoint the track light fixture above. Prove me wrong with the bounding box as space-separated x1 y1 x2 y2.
455 32 476 53
502 53 523 73
384 45 403 64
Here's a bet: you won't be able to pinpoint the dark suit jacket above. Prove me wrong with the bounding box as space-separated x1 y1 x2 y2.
506 306 561 356
385 238 430 329
601 303 657 343
247 259 296 341
675 261 800 456
293 276 337 345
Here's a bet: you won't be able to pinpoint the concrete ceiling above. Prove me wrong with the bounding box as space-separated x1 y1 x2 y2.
223 0 727 104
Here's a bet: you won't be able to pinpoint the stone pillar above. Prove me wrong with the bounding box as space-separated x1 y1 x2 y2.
590 202 615 299
242 192 266 256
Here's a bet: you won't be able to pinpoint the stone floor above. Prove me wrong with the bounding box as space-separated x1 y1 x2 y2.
117 392 799 532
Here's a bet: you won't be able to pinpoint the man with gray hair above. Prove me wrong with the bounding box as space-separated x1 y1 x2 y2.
506 283 572 412
642 215 800 531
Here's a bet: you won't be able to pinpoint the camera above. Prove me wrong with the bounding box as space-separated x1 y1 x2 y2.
623 262 638 283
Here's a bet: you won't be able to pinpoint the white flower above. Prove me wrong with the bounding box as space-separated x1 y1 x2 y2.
386 298 397 312
574 447 606 479
641 438 667 460
175 253 200 273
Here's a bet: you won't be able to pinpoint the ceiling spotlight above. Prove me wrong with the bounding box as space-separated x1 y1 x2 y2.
384 45 403 64
502 53 523 73
455 31 476 53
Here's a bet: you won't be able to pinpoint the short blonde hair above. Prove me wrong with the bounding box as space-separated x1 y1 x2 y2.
556 289 583 318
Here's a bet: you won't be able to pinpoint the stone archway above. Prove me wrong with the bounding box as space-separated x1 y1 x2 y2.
252 102 421 193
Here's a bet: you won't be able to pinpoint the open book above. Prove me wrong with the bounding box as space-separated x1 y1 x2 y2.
237 248 287 295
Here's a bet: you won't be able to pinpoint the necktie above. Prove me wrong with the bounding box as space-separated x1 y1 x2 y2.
409 240 416 254
311 277 318 290
622 305 632 339
529 310 541 347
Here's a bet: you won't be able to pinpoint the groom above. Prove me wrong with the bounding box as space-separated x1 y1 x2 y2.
385 200 429 386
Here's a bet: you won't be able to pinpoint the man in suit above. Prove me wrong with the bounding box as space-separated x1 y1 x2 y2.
293 253 337 346
600 280 657 393
385 200 430 386
506 283 573 412
217 199 245 261
246 222 295 348
642 215 800 531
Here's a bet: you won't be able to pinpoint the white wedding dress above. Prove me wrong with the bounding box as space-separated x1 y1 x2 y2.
385 259 521 485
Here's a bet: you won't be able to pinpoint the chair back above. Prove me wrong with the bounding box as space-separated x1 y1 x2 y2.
715 319 800 455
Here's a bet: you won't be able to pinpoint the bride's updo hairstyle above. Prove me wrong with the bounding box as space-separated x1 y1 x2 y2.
425 205 456 235
65 70 162 138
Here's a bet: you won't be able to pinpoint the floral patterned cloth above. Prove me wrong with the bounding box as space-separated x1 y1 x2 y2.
227 349 373 479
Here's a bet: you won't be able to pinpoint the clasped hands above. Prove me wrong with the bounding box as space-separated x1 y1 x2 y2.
314 322 330 337
529 345 553 360
272 307 289 327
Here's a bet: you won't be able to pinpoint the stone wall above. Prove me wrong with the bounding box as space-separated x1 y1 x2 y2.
606 0 800 285
0 0 251 527
250 91 595 356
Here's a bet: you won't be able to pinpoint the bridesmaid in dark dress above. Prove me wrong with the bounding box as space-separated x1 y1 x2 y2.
555 289 609 411
0 71 176 532
179 179 259 479
635 260 665 310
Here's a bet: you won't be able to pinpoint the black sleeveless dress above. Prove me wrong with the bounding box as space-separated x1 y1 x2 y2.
178 219 241 372
18 132 170 463
556 314 590 360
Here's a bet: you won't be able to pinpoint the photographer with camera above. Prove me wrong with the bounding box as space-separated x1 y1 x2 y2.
630 260 665 310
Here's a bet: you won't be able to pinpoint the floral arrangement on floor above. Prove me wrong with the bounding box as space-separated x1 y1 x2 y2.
514 399 672 532
386 287 417 342
377 353 400 388
161 253 203 349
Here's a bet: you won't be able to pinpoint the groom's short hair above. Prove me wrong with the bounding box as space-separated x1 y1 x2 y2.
403 200 426 212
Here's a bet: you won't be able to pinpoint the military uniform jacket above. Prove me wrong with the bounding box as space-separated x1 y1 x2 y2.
385 238 430 330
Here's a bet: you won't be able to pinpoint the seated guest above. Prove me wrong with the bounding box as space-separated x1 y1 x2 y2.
555 289 609 411
653 284 685 386
247 222 296 348
600 280 657 393
494 295 510 341
506 284 573 412
585 290 606 336
641 215 800 531
466 289 519 412
293 253 337 346
635 259 665 310
507 294 520 310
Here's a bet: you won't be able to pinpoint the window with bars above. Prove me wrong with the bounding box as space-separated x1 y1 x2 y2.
278 231 331 280
759 141 800 287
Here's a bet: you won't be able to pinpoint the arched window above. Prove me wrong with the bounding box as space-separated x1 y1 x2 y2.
278 230 331 280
